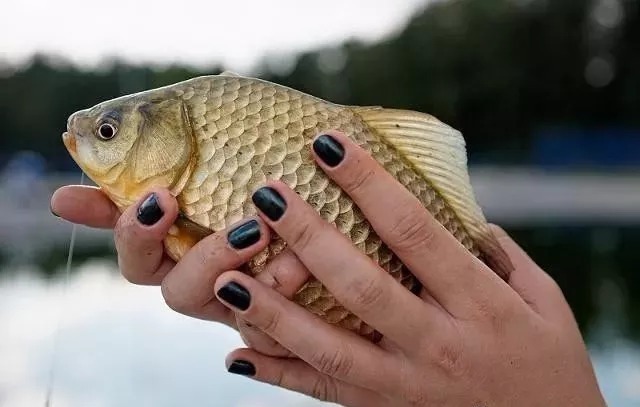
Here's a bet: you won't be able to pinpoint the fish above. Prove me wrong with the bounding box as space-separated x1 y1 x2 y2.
62 71 513 340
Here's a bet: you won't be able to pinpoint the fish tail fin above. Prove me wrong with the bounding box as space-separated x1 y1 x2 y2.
353 106 513 281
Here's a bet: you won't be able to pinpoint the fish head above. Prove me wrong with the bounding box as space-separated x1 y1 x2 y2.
64 96 140 178
63 93 195 208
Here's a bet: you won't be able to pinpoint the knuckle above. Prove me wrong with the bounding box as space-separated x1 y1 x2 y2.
482 307 506 331
406 392 429 407
261 252 311 296
288 220 317 252
113 216 135 248
388 209 436 254
310 349 353 378
402 385 429 407
349 275 388 310
472 297 508 329
470 289 518 328
161 280 193 315
399 367 429 406
341 165 376 196
310 375 338 402
116 253 147 285
258 307 283 336
114 211 161 252
429 341 466 378
272 364 286 388
541 273 565 298
238 321 292 357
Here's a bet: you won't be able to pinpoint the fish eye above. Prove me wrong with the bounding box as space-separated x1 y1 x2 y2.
97 123 117 140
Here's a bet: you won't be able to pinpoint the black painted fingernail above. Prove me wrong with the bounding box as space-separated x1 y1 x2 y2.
217 282 251 311
228 220 261 249
137 193 163 226
251 187 286 221
313 134 345 167
227 360 256 376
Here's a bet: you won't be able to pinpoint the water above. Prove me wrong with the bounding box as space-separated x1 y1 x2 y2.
0 261 327 407
1 172 639 406
0 239 639 407
45 173 83 407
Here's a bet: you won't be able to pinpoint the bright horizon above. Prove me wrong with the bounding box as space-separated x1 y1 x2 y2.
0 0 430 72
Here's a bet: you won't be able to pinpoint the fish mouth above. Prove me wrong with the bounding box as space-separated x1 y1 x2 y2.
62 131 77 154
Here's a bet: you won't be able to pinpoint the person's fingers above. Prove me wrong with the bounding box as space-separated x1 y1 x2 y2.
235 318 296 358
113 190 179 285
160 217 271 325
489 225 575 323
225 348 385 407
236 249 311 357
253 248 312 298
250 182 447 348
50 185 120 229
310 131 506 315
214 271 402 392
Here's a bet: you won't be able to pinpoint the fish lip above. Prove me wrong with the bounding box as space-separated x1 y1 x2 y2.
62 131 77 154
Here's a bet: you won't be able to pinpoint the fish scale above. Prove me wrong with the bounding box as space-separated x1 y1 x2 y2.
63 73 512 342
176 76 478 338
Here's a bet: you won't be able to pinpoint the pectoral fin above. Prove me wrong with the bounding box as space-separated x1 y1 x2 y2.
164 213 214 261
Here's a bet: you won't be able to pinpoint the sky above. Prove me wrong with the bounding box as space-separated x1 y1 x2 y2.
0 0 430 72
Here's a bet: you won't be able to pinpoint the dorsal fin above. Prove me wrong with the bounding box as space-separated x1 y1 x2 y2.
219 70 241 77
354 106 513 280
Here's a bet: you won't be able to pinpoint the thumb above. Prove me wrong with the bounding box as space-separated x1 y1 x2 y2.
490 224 575 323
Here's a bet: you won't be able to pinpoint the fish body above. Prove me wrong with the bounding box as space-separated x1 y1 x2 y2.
63 72 512 339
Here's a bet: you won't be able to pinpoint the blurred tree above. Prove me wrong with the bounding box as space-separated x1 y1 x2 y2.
0 0 638 170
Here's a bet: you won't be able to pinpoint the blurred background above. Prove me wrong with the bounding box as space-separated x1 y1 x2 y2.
1 0 639 406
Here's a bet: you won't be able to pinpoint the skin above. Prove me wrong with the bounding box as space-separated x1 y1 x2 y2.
51 131 607 406
51 184 304 357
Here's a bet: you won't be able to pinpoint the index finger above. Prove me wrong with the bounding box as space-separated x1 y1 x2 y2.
311 131 506 315
250 183 445 348
50 185 120 229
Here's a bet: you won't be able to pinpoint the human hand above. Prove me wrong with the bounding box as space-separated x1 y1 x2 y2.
210 131 606 407
50 185 310 357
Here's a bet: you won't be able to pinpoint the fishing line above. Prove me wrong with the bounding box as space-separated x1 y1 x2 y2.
44 171 84 407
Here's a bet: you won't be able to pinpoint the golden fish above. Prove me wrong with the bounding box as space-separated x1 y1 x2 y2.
62 72 512 340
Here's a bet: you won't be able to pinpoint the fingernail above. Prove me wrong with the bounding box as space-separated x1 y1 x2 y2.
217 281 251 311
228 219 261 250
137 193 163 226
313 134 345 167
251 187 286 221
227 360 256 376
